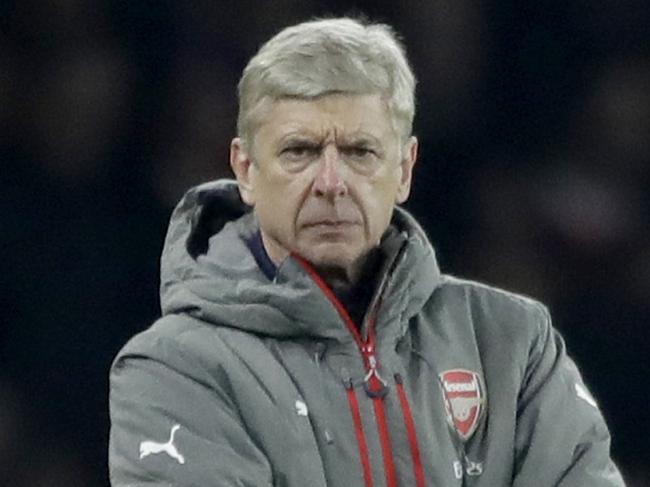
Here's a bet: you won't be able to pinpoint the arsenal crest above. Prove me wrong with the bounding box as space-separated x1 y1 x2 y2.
439 369 485 441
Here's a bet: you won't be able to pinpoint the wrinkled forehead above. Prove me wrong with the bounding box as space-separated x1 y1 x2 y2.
249 93 398 145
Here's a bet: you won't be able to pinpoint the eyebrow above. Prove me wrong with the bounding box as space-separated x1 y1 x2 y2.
279 134 319 144
341 135 381 147
339 130 383 146
278 131 383 147
277 132 321 146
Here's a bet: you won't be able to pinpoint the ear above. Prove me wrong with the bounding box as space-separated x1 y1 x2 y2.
230 137 256 206
395 136 418 204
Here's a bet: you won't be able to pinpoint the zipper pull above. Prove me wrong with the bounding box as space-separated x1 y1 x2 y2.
361 344 388 398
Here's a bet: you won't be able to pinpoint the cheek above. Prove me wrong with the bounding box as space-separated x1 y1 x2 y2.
256 179 305 231
360 178 400 231
368 197 395 231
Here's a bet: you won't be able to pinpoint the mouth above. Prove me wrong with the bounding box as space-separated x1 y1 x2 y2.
302 220 360 229
300 220 362 241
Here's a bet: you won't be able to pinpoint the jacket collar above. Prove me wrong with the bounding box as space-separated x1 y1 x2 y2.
160 179 442 343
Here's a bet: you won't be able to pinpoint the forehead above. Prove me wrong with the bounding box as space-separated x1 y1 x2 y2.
254 93 396 143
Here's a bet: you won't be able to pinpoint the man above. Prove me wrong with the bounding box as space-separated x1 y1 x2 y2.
109 18 625 486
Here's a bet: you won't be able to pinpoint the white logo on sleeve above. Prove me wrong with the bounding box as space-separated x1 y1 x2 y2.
139 424 186 464
295 400 308 416
575 383 598 408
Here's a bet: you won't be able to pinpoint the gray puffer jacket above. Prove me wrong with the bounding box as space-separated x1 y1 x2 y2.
109 180 625 486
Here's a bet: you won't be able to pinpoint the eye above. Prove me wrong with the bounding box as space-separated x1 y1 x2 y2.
340 144 382 174
349 147 373 157
281 144 320 160
342 145 378 161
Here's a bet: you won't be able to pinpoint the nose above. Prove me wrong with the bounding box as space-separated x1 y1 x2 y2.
312 145 347 199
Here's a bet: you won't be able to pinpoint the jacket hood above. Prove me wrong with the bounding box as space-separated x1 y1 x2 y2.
160 179 442 343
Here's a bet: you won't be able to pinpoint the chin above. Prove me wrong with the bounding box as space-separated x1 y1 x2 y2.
299 243 365 273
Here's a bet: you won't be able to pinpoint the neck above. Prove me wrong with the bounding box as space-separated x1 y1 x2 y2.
314 249 381 290
258 230 380 289
313 264 358 290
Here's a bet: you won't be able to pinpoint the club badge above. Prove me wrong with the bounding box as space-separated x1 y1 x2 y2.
439 369 485 441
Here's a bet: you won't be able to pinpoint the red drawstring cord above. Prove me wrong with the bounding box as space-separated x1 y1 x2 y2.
372 390 399 487
346 382 374 487
395 374 426 487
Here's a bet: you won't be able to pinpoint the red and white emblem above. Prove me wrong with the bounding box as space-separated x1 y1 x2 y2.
439 369 485 441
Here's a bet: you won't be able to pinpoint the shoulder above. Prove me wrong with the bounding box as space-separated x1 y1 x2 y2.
431 274 552 345
115 314 209 359
438 274 548 313
111 314 243 382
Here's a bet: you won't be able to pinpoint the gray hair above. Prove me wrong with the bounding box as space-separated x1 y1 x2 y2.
237 17 416 146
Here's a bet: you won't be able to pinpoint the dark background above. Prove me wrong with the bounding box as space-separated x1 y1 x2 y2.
1 1 649 485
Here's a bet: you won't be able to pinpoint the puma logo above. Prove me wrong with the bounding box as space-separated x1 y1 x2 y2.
295 400 308 416
139 424 185 464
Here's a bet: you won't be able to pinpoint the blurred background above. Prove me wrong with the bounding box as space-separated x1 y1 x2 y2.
1 0 648 485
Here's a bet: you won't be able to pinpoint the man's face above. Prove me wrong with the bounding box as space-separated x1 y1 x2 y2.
231 93 417 282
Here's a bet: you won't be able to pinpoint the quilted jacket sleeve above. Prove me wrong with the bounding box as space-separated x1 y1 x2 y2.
512 305 626 486
108 328 274 487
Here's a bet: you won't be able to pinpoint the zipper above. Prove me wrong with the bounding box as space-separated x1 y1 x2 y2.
295 255 398 487
361 326 389 398
364 314 398 487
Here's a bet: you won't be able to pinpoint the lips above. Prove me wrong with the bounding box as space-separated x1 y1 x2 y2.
297 205 363 232
299 220 362 240
302 220 358 228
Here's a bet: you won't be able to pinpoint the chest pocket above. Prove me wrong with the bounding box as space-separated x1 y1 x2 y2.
218 330 328 487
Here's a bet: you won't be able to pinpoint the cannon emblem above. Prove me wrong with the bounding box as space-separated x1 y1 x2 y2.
439 369 485 441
